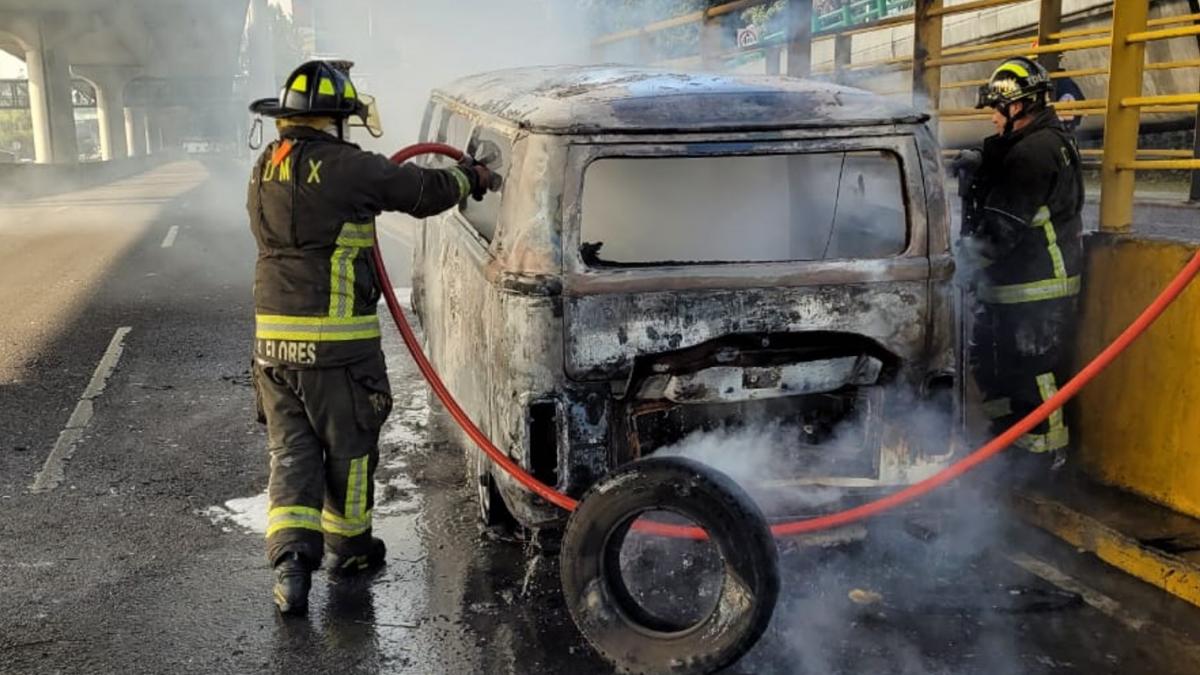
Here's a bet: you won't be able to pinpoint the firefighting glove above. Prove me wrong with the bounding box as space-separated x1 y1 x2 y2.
950 149 982 175
457 157 499 202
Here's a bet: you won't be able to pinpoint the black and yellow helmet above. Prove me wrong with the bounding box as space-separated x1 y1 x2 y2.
249 60 366 120
975 56 1053 110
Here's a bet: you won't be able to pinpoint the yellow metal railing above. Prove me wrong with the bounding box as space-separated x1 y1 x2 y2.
591 1 1200 224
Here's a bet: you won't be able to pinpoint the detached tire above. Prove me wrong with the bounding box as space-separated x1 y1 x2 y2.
561 457 779 674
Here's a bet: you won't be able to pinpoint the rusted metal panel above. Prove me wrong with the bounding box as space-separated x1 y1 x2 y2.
563 284 928 382
636 355 885 403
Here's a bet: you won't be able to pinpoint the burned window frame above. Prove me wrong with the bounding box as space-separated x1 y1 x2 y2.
418 101 440 144
435 110 513 246
572 139 916 269
459 125 512 243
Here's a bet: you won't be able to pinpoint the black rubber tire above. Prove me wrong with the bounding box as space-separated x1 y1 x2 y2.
561 456 779 675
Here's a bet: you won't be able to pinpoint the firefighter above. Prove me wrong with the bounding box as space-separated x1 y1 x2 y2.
246 60 495 615
959 56 1084 474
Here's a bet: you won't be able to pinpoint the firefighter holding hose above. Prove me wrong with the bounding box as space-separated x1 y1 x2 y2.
246 59 495 614
956 56 1084 475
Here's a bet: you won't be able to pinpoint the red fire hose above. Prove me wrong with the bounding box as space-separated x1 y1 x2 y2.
377 142 1200 539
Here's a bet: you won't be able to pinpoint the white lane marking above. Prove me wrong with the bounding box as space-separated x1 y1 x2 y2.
30 327 132 492
161 225 179 248
1008 553 1147 631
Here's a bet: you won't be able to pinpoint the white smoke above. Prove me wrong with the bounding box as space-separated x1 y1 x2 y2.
649 386 1026 674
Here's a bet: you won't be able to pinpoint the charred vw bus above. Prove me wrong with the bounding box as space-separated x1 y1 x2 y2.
411 66 962 528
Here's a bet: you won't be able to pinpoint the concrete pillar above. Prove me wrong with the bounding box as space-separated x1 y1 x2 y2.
833 33 853 84
785 0 812 78
700 15 722 71
913 0 945 114
75 66 138 161
765 46 783 76
24 44 78 164
95 84 127 160
146 112 163 153
124 106 147 157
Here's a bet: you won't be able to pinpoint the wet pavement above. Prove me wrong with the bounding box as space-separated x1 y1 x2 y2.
3 161 1200 674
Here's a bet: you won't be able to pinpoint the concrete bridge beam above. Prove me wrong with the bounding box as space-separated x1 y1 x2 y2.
74 66 140 161
25 41 77 164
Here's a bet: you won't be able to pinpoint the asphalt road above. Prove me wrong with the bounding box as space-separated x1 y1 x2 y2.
2 161 1200 674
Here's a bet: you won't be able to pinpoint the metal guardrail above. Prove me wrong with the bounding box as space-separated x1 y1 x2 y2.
815 0 915 32
592 0 1200 225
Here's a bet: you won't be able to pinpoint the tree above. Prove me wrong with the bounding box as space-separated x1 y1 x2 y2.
0 110 33 160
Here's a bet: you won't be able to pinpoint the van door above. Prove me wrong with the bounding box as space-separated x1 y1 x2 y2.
419 112 513 438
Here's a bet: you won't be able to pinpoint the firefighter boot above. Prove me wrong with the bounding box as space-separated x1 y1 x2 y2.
327 537 387 577
273 552 312 615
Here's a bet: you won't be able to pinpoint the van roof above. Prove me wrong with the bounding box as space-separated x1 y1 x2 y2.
433 65 928 135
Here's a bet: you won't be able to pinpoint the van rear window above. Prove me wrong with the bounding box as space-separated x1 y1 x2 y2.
579 151 907 266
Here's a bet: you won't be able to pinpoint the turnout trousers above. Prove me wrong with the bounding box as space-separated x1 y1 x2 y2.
970 297 1077 456
253 351 393 566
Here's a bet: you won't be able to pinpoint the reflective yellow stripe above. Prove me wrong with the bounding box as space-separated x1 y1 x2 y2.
255 314 380 342
335 222 375 247
318 77 336 96
344 81 356 99
329 246 356 318
321 509 372 537
1036 372 1066 434
979 275 1081 304
329 222 375 318
1014 426 1070 453
345 455 369 519
982 398 1013 420
266 505 323 538
448 166 471 201
1032 206 1068 280
290 74 308 93
995 62 1030 78
269 505 323 518
1016 373 1069 453
267 519 325 537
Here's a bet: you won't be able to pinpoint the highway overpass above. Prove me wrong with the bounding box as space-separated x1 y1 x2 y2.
0 0 248 164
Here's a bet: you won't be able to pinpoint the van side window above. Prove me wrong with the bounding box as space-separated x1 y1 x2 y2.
445 112 472 149
419 102 439 143
460 128 511 242
580 150 908 265
434 107 452 144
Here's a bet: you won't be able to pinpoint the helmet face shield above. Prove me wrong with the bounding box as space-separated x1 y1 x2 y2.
976 84 1000 110
350 93 384 138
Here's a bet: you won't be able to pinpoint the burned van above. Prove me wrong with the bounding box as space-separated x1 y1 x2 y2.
411 66 962 528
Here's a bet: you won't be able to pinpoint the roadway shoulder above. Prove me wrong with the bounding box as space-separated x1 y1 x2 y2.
1012 473 1200 610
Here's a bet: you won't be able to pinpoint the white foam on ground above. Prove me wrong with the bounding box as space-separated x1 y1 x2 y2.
380 388 429 448
203 492 269 534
